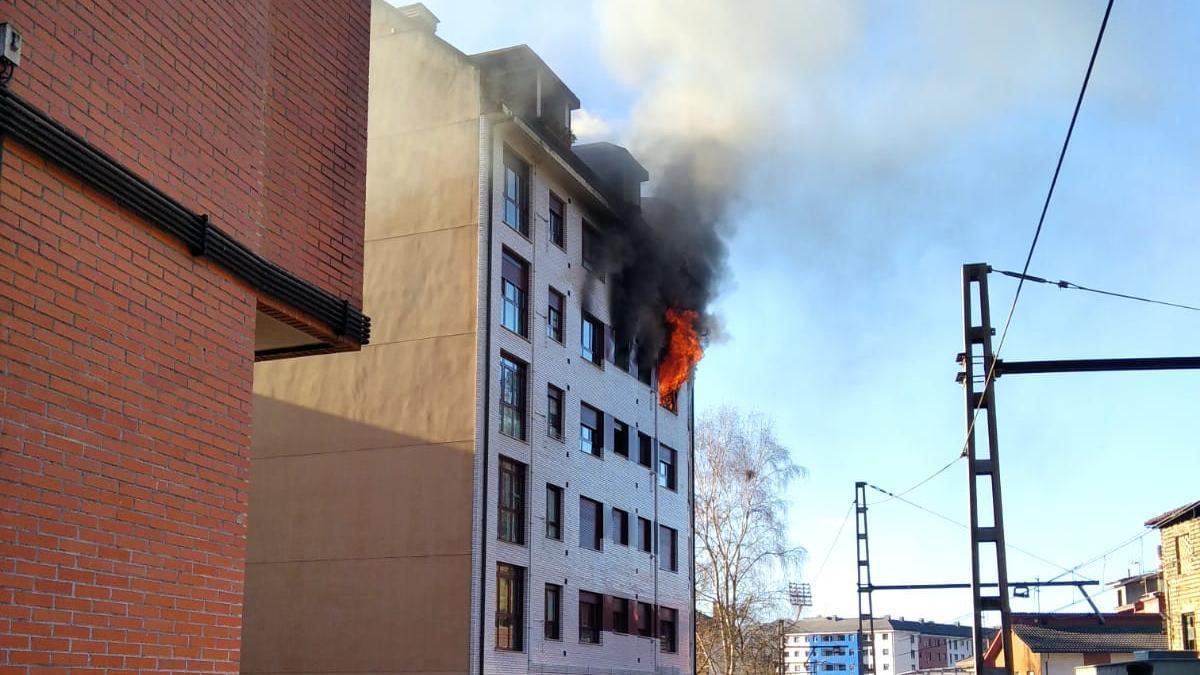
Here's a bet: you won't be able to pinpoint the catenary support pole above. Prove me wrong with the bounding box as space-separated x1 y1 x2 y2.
959 264 1014 675
855 482 876 675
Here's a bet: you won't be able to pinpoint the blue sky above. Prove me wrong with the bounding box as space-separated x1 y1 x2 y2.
415 0 1200 623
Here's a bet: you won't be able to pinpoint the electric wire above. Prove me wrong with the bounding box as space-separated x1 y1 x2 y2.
867 454 963 506
865 483 1072 574
959 0 1115 458
811 500 856 586
993 268 1200 313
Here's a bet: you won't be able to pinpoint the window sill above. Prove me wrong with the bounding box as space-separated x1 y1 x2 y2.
499 430 528 444
501 324 531 343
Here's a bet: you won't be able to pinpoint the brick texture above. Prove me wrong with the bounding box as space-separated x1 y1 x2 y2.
0 1 370 672
1160 516 1199 650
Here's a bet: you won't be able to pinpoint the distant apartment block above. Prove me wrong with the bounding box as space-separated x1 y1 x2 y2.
1147 500 1200 652
0 2 371 671
241 3 694 675
784 616 978 675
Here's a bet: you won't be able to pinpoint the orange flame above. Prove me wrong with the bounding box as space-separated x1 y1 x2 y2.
658 308 703 409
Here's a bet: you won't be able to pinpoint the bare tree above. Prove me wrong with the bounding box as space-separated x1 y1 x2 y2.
695 407 804 675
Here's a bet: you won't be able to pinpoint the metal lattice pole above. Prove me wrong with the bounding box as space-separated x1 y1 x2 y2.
855 482 876 675
959 264 1014 675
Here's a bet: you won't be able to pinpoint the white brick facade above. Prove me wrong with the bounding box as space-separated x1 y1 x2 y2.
473 124 695 675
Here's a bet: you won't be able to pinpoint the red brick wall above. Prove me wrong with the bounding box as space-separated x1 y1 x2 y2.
0 0 370 306
0 0 370 672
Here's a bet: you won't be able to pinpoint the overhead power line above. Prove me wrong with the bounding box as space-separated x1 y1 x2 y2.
810 500 856 586
994 268 1200 313
960 0 1116 456
867 454 963 506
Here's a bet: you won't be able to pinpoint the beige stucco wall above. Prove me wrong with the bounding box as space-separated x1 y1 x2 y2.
241 3 483 673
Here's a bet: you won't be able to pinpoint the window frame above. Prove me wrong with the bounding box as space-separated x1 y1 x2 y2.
547 287 565 343
613 419 629 458
545 483 563 540
579 402 603 457
496 562 526 651
612 507 629 546
579 496 603 551
548 191 565 249
638 432 653 468
498 354 527 441
659 606 678 653
581 220 602 278
612 596 630 634
658 524 678 572
545 583 562 641
500 249 529 337
1184 612 1197 651
638 517 653 553
502 147 530 236
637 601 654 637
657 443 677 490
498 456 526 545
546 384 564 440
578 590 602 644
580 313 604 366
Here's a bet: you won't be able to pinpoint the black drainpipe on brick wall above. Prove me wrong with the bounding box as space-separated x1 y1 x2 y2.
476 113 500 675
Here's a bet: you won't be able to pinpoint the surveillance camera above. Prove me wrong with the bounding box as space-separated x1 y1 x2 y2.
1 23 22 67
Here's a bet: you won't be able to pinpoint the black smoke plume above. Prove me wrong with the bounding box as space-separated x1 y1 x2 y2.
599 142 734 367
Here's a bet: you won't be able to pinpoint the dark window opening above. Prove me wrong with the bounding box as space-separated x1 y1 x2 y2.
638 432 653 467
499 355 527 440
498 456 526 545
612 596 630 634
638 517 653 553
547 287 564 343
1184 612 1197 651
500 250 528 336
657 444 677 490
496 563 525 651
545 483 563 540
638 601 654 637
503 148 529 236
545 584 562 641
579 591 602 644
658 524 677 572
613 419 629 458
580 402 603 457
547 384 564 440
659 606 678 653
549 192 565 248
581 313 603 366
612 507 629 546
582 221 601 276
579 496 603 550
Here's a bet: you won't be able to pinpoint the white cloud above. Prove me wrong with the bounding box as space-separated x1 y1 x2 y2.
572 108 614 141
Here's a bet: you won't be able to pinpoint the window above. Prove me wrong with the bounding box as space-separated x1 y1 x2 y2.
499 355 527 440
638 601 654 637
612 508 629 546
658 524 678 572
547 287 564 343
498 457 526 545
496 563 525 651
549 192 565 248
613 419 629 458
579 403 603 456
547 384 563 440
611 597 630 634
639 517 653 553
501 250 528 336
883 649 889 655
637 358 653 386
1184 612 1197 651
657 444 677 490
1177 534 1191 573
503 148 529 236
581 221 600 273
579 496 603 550
883 666 889 671
638 432 653 467
882 634 889 641
659 607 678 653
580 313 603 365
545 584 562 641
579 591 601 644
545 484 563 540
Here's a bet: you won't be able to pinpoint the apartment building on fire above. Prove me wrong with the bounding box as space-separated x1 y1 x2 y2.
242 3 694 675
